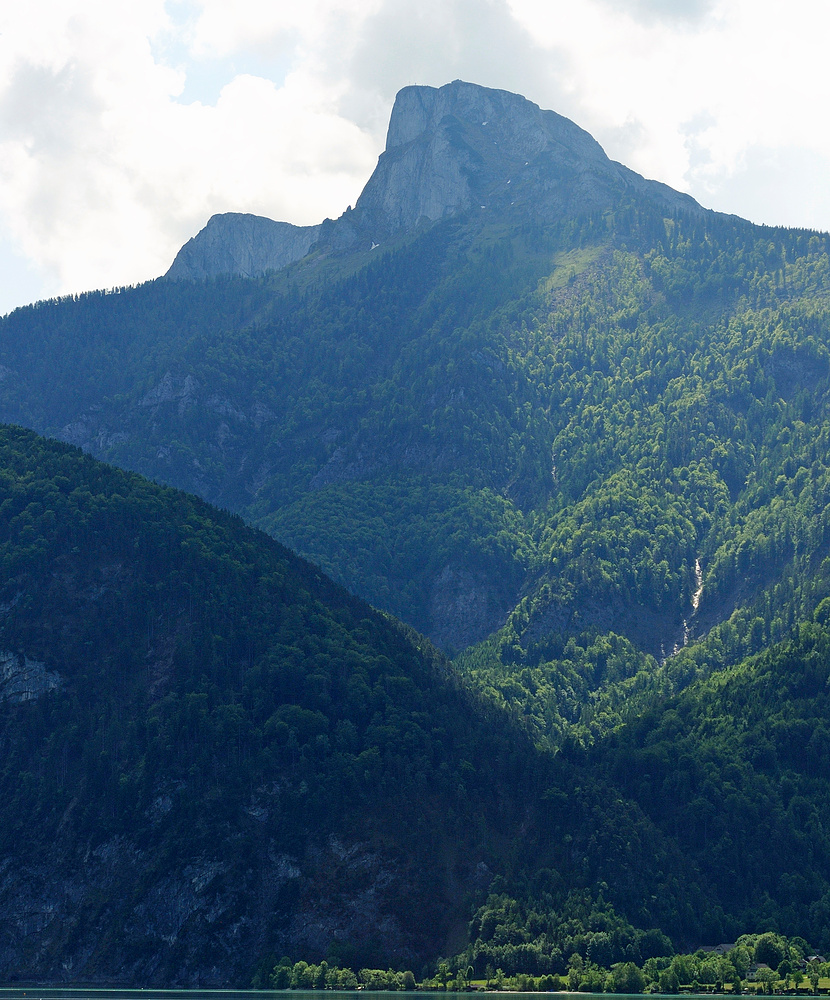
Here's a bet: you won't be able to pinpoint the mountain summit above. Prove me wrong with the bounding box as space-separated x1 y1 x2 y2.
166 80 702 281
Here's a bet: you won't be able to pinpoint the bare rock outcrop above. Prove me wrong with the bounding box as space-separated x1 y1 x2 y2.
165 80 703 281
166 213 321 281
0 650 62 703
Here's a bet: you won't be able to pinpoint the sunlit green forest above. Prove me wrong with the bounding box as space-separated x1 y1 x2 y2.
3 198 830 662
3 172 830 983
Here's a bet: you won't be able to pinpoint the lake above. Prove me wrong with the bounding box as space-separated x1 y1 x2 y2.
0 990 719 1000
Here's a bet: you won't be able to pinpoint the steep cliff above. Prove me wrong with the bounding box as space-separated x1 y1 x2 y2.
166 213 321 281
353 80 698 236
165 80 702 280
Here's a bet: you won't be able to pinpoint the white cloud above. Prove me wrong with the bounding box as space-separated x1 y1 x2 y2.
505 0 830 230
343 0 564 126
185 0 384 60
1 0 830 315
0 0 378 312
594 0 716 23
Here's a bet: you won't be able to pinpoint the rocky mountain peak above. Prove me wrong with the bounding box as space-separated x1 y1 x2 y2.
353 80 616 236
166 80 702 281
385 80 606 164
165 212 321 282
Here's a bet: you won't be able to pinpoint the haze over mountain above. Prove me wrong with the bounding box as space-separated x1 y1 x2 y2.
3 80 830 983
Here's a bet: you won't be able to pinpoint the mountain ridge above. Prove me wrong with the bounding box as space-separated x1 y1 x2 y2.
166 80 705 281
4 79 830 980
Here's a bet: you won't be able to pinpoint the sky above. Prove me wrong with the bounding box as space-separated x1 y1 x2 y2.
1 0 829 316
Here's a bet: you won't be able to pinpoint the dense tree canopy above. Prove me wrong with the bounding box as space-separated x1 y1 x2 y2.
3 175 830 982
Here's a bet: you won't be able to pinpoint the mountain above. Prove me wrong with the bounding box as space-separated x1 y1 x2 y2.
0 424 551 983
167 80 701 281
167 213 321 281
4 80 830 974
2 80 830 663
5 425 830 988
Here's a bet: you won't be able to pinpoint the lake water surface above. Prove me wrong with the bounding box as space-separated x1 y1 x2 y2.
0 990 718 1000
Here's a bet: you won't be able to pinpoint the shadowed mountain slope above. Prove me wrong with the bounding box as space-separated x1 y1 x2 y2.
0 424 550 982
4 424 771 984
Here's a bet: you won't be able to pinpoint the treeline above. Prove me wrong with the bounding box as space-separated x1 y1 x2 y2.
457 889 672 978
256 932 826 994
253 959 417 990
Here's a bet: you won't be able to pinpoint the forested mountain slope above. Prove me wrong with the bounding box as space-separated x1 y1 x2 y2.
3 192 830 670
7 427 830 985
600 615 830 946
4 80 830 982
451 218 830 746
0 81 720 655
2 80 830 759
448 611 830 975
0 425 554 983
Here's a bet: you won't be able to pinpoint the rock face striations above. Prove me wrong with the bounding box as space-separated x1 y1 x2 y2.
165 80 703 281
352 80 697 234
165 213 321 281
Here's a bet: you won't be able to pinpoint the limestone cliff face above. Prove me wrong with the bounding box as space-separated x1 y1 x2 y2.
374 82 700 226
355 80 613 233
0 650 61 703
165 80 702 281
166 213 321 281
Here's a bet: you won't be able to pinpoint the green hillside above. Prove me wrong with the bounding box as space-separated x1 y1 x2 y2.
2 201 830 665
0 425 558 983
3 81 830 983
445 613 830 982
8 425 830 985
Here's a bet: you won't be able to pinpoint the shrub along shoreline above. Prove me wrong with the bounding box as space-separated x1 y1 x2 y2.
254 933 830 994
